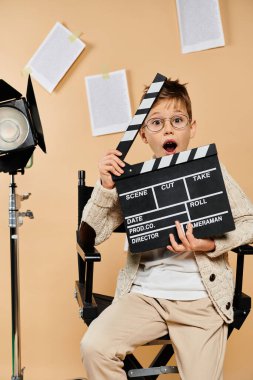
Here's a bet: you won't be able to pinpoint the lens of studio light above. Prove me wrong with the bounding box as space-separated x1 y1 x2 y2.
0 107 29 151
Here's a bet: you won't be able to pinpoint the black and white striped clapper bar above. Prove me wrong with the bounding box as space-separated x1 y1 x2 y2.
114 73 235 253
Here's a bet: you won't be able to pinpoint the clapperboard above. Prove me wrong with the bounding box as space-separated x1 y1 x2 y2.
114 73 235 253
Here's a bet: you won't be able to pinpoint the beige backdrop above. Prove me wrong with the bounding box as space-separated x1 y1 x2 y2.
0 1 253 379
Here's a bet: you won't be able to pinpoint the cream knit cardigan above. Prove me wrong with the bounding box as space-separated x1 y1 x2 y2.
81 164 253 323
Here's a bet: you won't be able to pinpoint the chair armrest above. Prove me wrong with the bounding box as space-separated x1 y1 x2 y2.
76 238 101 262
76 221 101 262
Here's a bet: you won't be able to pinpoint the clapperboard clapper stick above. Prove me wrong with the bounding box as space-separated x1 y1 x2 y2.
113 73 235 253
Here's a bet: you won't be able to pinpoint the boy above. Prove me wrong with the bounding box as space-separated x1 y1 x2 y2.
80 78 253 380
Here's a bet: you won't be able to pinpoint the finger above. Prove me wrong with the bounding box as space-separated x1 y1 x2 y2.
102 154 125 172
169 233 186 253
99 161 122 176
166 244 178 253
175 221 190 248
103 159 125 175
103 163 124 176
106 154 125 167
106 149 123 158
186 222 193 232
101 156 124 170
185 223 196 246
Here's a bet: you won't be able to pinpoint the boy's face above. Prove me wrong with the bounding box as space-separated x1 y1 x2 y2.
140 98 196 158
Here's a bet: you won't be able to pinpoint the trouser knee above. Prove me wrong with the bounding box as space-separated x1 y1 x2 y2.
80 334 97 362
80 332 113 363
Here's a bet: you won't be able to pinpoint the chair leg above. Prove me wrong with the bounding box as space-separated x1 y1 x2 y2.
78 253 86 285
124 354 147 380
148 344 176 380
227 324 234 338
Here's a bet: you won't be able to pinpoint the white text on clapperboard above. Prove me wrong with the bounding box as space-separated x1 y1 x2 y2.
120 168 228 245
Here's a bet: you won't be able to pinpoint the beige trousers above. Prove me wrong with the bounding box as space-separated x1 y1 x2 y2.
80 293 228 380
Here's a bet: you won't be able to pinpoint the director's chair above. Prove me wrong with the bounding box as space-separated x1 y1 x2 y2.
75 170 253 379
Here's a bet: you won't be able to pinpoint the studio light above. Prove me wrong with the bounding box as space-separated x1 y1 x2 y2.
0 76 46 173
0 76 46 380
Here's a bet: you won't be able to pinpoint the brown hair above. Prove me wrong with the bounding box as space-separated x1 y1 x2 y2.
141 78 192 121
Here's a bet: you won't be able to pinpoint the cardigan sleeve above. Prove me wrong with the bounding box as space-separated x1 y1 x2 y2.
81 180 124 246
206 163 253 258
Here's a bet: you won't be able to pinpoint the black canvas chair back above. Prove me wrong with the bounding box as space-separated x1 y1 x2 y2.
75 170 253 379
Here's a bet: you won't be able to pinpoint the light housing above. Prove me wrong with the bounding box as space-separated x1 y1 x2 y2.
0 76 46 173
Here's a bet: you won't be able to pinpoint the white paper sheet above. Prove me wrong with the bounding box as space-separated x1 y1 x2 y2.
176 0 225 54
85 69 132 136
25 22 86 93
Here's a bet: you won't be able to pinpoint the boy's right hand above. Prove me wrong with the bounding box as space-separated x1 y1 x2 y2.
98 149 125 189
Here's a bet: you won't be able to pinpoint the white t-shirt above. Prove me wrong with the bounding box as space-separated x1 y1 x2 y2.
130 247 208 300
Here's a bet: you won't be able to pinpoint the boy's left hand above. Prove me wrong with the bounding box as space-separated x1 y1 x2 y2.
167 221 215 254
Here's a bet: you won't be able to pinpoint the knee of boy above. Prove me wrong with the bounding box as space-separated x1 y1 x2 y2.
80 333 94 358
80 332 105 358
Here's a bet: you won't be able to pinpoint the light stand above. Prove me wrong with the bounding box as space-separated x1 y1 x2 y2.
9 169 34 380
0 77 46 379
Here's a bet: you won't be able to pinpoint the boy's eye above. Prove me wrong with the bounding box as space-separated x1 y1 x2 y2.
151 118 162 126
173 116 184 124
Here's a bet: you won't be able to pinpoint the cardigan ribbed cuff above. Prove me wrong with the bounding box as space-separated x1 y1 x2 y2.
91 180 119 208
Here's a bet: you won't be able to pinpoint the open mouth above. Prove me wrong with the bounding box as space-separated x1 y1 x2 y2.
163 140 177 154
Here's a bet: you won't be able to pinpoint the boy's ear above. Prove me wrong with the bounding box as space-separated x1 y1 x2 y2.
139 127 148 144
190 120 197 139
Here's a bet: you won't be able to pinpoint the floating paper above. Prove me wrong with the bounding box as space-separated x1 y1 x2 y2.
85 69 132 136
25 22 85 93
176 0 225 54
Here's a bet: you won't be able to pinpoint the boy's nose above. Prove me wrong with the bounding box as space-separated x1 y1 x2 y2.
163 119 174 134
